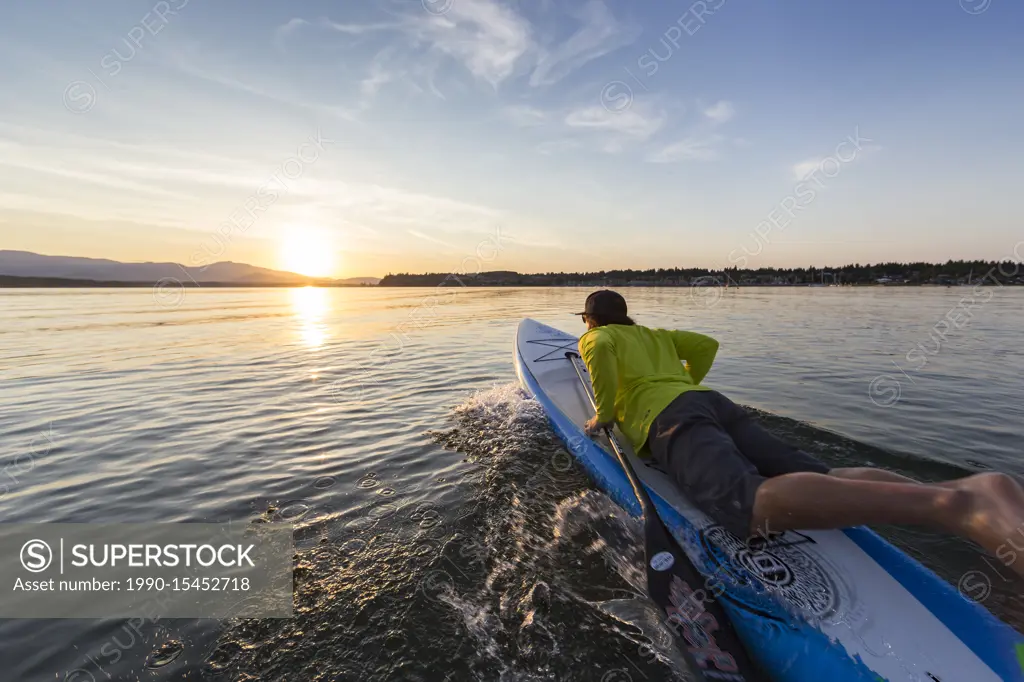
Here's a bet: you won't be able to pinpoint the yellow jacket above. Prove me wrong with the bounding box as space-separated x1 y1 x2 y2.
578 324 719 454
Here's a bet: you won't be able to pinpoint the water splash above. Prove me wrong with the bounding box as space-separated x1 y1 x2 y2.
425 384 692 680
206 383 692 681
145 639 185 669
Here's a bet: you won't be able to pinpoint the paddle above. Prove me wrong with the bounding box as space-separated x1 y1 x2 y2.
567 351 765 682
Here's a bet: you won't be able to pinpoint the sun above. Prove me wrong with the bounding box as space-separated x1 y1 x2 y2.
279 227 337 278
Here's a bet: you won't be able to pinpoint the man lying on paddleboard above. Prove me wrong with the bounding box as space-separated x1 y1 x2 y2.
576 289 1024 578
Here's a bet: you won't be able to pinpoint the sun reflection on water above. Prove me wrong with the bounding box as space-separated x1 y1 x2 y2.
290 287 330 348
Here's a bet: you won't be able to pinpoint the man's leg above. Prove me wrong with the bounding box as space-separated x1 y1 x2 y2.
719 398 950 485
831 466 1007 490
709 391 1024 576
751 471 1024 578
828 467 920 484
714 390 940 487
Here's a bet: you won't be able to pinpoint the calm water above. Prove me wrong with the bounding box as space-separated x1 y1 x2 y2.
1 286 1022 681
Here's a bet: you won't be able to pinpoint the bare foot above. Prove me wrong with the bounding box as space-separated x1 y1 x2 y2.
950 473 1024 578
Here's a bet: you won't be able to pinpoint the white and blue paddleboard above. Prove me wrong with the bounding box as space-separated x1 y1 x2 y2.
515 318 1024 682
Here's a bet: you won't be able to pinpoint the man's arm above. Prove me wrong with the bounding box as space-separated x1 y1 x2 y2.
670 330 719 384
579 332 618 433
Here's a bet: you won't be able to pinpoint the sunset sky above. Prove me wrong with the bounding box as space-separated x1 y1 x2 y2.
1 0 1022 278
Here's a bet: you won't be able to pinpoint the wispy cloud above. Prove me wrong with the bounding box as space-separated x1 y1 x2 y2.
529 1 639 87
280 1 636 93
535 138 583 155
274 18 309 50
0 154 192 200
791 135 879 180
311 181 505 237
0 116 507 251
647 134 724 163
564 101 665 141
283 1 531 89
320 18 404 35
703 100 735 124
503 104 547 126
162 46 361 121
361 68 392 98
411 0 532 88
360 51 400 105
639 99 737 162
407 229 459 250
792 158 823 180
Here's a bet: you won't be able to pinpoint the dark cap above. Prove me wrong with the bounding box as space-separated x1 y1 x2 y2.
575 289 628 318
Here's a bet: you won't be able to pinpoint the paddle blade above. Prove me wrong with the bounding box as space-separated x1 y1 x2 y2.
642 514 765 681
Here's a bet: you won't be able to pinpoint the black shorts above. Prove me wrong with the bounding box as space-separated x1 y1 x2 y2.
646 390 830 539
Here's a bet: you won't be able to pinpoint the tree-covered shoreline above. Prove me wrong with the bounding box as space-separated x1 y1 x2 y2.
379 260 1024 287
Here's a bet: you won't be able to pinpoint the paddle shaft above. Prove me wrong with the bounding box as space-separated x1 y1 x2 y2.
567 352 657 517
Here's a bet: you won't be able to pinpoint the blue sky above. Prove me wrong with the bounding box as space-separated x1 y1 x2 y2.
1 0 1022 277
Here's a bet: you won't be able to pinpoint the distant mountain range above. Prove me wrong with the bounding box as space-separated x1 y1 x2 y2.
0 251 379 286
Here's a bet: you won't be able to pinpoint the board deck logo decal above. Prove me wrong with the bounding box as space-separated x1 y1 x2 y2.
650 551 675 571
700 525 842 621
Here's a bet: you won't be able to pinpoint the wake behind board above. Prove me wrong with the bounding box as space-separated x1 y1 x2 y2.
515 318 1024 682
